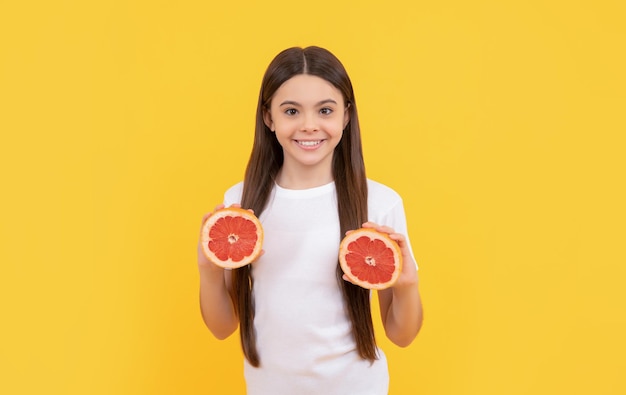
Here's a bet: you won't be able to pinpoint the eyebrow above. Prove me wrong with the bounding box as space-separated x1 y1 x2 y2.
279 99 338 107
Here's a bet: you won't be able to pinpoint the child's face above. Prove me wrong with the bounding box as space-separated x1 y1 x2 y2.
264 74 349 175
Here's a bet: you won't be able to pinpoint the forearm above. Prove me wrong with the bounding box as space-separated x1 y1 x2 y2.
383 283 423 347
198 266 239 339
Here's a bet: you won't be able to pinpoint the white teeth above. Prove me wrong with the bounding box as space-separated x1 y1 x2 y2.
298 140 321 147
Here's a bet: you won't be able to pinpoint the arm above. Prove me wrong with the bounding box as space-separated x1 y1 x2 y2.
378 274 423 347
368 223 423 347
197 209 239 339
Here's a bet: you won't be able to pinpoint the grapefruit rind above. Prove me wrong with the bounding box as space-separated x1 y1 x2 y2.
339 228 402 290
200 207 264 269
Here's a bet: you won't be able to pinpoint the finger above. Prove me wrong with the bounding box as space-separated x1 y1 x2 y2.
387 232 407 245
362 222 397 236
200 212 212 224
376 225 397 234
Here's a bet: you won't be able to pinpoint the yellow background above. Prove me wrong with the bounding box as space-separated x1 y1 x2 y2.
1 1 625 394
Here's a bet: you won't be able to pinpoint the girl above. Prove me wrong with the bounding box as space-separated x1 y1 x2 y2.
198 46 423 394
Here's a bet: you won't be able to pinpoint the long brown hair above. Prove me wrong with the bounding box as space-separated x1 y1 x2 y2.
233 46 375 367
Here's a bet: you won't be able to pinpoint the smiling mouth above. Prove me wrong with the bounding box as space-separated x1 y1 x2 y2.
296 140 322 147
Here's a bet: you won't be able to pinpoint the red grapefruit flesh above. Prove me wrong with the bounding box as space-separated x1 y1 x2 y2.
201 207 263 269
339 228 402 290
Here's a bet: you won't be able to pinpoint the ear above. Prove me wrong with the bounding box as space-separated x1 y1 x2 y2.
343 103 351 129
263 107 275 132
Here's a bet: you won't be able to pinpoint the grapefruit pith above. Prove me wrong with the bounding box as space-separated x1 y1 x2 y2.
201 207 263 269
339 228 402 290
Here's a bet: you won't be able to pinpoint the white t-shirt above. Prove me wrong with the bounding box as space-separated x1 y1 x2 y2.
223 179 416 395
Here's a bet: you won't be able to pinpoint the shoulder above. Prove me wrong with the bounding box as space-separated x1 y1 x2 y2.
223 181 244 205
367 179 406 222
367 179 403 205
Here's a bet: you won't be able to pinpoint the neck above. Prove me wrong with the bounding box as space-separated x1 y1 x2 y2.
276 164 333 190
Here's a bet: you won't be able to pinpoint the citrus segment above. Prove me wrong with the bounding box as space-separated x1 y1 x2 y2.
339 228 402 290
201 207 263 268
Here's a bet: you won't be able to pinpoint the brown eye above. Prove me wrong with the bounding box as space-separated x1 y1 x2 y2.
320 107 333 115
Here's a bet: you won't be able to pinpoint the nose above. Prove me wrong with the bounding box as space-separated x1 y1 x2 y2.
300 112 319 132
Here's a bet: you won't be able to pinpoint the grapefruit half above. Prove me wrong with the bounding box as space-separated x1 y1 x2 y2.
200 207 263 268
339 228 402 290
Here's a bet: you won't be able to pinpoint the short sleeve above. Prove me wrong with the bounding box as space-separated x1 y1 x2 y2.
367 180 418 269
223 182 244 207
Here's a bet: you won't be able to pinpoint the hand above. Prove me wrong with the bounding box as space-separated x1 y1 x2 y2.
342 222 419 290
